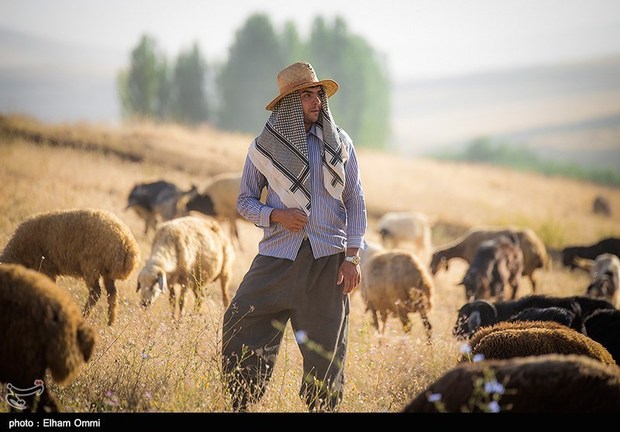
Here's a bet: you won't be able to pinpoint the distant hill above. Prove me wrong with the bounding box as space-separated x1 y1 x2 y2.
1 26 619 170
392 56 620 169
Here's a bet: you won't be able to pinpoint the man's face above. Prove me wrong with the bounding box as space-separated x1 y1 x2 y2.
300 86 322 129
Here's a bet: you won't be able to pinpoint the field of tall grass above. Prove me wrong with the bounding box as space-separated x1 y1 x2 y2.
0 114 619 413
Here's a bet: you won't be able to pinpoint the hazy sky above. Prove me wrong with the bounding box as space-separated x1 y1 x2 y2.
1 0 620 80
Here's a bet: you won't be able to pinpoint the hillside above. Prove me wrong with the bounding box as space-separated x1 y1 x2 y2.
0 115 619 413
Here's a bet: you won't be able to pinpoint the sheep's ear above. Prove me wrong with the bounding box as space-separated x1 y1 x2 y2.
157 272 168 293
468 310 481 333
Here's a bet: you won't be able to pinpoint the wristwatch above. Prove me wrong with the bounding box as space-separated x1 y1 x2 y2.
344 255 361 266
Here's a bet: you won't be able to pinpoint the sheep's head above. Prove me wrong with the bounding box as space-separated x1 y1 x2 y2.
587 272 614 301
453 300 497 339
45 302 96 385
137 267 167 307
430 252 448 275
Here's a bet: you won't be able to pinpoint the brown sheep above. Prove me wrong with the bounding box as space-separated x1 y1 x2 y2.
362 249 433 341
137 216 234 318
430 226 550 293
404 354 620 412
463 320 615 365
593 195 611 217
460 234 523 301
0 264 96 412
0 209 141 325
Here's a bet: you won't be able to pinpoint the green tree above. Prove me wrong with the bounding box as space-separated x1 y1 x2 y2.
217 14 287 133
170 43 209 125
307 17 390 149
117 35 168 120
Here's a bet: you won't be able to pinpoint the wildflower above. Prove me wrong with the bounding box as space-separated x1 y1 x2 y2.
472 353 485 362
427 393 442 403
487 400 501 413
484 380 505 395
295 330 309 344
141 352 149 359
459 343 471 354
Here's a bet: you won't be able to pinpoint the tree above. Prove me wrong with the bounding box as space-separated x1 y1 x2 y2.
117 35 168 120
307 17 390 149
170 43 209 125
217 14 287 133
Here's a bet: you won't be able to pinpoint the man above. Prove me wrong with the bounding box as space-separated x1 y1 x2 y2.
222 61 367 412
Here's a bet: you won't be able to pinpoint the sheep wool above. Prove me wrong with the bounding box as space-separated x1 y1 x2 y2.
137 215 234 317
0 263 96 412
0 208 141 325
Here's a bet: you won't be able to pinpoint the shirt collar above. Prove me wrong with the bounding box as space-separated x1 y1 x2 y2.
307 124 318 138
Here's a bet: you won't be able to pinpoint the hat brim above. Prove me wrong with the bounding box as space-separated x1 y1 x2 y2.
265 79 338 111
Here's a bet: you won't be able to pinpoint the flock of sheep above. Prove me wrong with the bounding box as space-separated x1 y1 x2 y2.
1 171 619 412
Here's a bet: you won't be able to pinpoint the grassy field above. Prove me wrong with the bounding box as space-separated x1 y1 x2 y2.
0 115 619 413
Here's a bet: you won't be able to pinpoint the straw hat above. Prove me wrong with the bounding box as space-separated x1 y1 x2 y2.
266 62 339 111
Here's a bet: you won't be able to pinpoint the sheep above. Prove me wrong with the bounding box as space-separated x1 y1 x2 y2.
185 172 244 247
0 264 96 412
430 226 550 293
593 194 611 217
403 354 620 412
0 209 140 326
137 215 234 318
561 237 620 270
507 306 582 332
453 294 615 340
459 234 523 302
462 320 615 365
578 253 620 308
362 249 433 341
126 180 198 235
584 309 620 365
356 240 385 295
377 211 433 264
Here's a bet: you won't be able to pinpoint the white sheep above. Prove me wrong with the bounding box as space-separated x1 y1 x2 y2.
0 209 140 326
378 211 433 264
578 253 620 308
0 263 96 412
137 215 234 318
362 249 433 341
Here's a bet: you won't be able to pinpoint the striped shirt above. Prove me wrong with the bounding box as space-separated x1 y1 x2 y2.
237 124 367 260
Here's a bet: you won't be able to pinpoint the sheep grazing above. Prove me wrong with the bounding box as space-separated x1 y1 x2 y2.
126 180 198 235
592 194 611 217
403 354 620 412
186 172 247 248
561 237 620 270
463 320 615 365
362 249 433 341
584 309 620 365
579 253 620 308
0 209 140 326
430 226 550 293
460 234 523 302
0 264 96 412
453 294 615 340
377 211 433 264
137 215 234 318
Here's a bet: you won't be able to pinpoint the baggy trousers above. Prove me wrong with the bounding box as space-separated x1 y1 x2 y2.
222 240 349 411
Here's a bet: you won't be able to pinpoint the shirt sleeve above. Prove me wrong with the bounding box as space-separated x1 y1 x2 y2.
340 131 367 249
237 153 273 228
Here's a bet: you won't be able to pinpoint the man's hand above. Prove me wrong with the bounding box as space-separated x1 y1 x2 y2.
271 208 308 232
338 261 361 294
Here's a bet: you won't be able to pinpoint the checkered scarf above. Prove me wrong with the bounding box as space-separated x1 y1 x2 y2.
249 88 347 215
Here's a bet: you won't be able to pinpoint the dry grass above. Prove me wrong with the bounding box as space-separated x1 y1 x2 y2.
0 115 618 413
